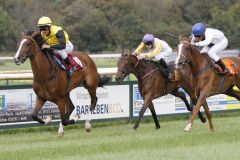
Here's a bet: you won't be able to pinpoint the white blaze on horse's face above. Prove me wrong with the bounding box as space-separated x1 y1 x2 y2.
15 38 27 59
175 43 183 65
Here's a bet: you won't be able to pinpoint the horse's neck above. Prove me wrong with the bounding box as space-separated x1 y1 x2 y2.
130 60 155 80
190 49 209 73
30 45 55 81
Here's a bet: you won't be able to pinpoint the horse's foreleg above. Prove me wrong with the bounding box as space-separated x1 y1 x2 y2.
180 87 206 123
31 96 46 124
134 95 151 130
202 100 214 132
134 105 148 130
149 102 160 129
184 93 206 132
187 93 207 123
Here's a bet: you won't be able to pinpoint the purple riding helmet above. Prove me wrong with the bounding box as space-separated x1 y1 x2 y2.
142 34 155 45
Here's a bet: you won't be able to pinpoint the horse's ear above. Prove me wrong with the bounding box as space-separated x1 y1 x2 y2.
25 31 35 36
178 34 182 41
121 49 125 57
187 35 192 42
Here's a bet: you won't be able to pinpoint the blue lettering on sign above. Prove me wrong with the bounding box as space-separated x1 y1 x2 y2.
76 103 122 115
133 86 143 101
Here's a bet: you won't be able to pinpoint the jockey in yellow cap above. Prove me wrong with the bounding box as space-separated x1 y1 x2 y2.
37 16 77 76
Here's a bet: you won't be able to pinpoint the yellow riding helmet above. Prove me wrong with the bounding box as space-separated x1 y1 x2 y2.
37 16 52 27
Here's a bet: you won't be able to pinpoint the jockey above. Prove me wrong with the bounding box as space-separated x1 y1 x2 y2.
191 22 229 74
134 34 174 81
37 16 77 76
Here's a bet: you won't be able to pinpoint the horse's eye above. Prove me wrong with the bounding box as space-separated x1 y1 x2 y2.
26 43 31 46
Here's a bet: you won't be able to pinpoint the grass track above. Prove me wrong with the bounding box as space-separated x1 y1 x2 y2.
0 114 240 160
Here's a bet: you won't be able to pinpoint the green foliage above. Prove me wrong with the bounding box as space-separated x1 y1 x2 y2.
0 0 240 53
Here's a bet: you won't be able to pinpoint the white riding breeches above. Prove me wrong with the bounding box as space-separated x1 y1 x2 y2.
200 37 228 62
155 48 173 61
56 41 74 59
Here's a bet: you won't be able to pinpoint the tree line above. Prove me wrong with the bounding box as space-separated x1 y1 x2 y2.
0 0 239 54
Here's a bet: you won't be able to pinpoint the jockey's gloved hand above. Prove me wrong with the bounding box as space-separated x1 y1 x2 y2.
42 44 51 49
137 54 145 60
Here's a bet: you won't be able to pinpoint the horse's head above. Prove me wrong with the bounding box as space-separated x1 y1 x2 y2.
176 39 194 70
115 52 138 83
14 32 42 65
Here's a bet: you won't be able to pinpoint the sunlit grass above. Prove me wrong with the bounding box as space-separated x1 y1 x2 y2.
0 114 240 160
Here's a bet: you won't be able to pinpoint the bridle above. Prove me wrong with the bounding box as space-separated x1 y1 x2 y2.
118 55 158 80
23 36 42 59
176 41 192 70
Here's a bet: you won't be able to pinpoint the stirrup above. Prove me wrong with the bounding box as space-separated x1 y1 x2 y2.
168 73 175 82
219 68 229 75
68 67 76 76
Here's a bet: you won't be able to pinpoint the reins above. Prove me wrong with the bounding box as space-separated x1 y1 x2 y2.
24 35 59 80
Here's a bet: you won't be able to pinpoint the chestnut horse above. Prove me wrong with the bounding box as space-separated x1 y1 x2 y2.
14 32 110 135
115 53 206 130
176 40 240 132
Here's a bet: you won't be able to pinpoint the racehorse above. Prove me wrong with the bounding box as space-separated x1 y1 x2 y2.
115 52 206 130
14 32 110 135
176 39 240 132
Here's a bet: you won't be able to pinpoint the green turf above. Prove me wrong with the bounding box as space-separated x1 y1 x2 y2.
0 114 240 160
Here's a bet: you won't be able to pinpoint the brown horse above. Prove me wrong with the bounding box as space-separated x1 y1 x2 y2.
115 52 206 130
176 39 240 132
14 32 110 135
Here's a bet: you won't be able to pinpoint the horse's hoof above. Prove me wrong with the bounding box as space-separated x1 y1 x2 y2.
156 126 160 130
71 114 80 122
58 132 64 137
85 123 92 132
44 115 52 125
133 125 138 130
200 117 207 123
184 123 192 132
85 120 92 132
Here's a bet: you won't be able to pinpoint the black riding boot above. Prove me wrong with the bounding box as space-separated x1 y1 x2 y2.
215 59 229 74
159 58 173 81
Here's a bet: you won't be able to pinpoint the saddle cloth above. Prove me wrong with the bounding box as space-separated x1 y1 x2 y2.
222 59 238 75
52 53 83 71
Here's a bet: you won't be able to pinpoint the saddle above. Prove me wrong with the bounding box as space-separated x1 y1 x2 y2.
201 53 238 76
143 60 178 82
219 59 238 76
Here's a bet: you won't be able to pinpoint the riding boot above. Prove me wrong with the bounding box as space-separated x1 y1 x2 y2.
64 57 75 76
159 58 174 81
215 59 229 75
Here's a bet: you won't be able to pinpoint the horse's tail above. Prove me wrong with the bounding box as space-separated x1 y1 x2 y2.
98 75 111 87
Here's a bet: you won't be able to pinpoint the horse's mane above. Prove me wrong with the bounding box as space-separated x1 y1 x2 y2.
25 31 44 47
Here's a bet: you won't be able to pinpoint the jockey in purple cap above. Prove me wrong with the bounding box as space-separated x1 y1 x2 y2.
134 34 174 81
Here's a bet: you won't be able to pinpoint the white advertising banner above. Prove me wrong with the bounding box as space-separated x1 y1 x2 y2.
70 85 130 120
0 85 130 124
132 84 240 117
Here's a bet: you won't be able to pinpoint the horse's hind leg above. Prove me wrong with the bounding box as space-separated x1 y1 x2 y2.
84 77 98 111
31 96 46 124
65 94 76 119
57 98 75 126
149 102 160 129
